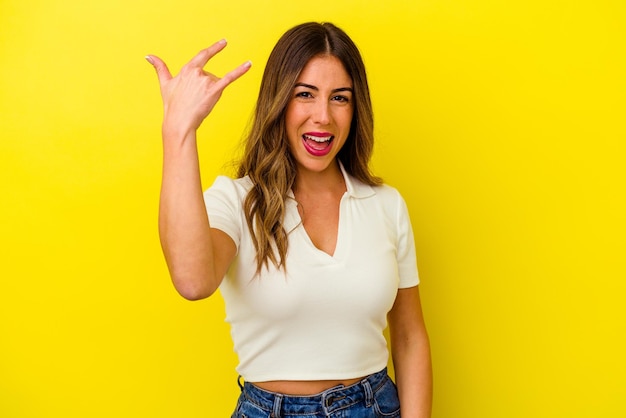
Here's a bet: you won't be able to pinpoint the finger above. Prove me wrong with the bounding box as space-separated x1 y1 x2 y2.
187 39 228 69
145 55 173 85
215 60 252 90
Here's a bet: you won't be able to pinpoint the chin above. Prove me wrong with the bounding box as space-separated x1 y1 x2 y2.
296 158 338 174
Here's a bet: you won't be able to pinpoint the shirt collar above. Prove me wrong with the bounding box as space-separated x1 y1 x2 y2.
339 160 376 199
285 160 376 199
284 160 376 233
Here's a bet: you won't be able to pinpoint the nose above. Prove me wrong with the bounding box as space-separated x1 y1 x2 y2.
311 100 331 125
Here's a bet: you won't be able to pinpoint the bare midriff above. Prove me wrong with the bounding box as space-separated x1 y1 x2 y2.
251 376 366 396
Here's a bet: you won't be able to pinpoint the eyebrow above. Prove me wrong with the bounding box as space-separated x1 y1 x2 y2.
294 82 353 93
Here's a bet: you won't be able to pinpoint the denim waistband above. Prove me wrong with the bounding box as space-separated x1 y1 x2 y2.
240 368 389 416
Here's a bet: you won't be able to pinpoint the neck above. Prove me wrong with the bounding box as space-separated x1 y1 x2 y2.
293 160 345 195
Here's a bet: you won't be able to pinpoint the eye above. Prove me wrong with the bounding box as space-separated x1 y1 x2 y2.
332 95 350 103
295 91 313 99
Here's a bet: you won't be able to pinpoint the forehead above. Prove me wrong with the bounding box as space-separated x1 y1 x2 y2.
296 55 353 86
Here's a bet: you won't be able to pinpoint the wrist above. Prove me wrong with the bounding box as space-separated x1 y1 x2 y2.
162 119 196 146
161 106 202 140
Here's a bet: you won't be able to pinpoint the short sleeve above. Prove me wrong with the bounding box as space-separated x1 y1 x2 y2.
203 176 243 249
395 192 420 288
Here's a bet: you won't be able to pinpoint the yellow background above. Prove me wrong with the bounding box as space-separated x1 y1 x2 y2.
1 0 624 416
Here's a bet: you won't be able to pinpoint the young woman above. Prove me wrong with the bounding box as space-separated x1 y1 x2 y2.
147 22 432 418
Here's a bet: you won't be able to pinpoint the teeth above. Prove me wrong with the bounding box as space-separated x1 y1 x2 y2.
303 134 332 143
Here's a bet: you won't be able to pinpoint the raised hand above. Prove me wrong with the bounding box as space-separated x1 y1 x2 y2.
149 40 247 300
146 39 251 140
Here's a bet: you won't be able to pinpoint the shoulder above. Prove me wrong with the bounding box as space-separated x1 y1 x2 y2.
370 182 407 211
369 183 413 229
205 175 253 198
373 183 403 200
343 169 407 212
203 176 254 217
209 175 253 191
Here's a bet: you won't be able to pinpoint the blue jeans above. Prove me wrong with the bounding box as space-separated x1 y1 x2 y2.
231 368 401 417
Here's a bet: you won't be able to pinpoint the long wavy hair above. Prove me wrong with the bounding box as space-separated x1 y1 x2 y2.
237 22 381 274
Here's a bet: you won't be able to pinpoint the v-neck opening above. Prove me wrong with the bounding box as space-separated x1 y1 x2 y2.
283 161 369 263
307 192 346 260
289 192 348 262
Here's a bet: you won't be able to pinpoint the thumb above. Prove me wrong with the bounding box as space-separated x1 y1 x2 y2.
145 55 172 85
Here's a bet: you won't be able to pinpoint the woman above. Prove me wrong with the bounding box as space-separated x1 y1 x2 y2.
147 22 432 418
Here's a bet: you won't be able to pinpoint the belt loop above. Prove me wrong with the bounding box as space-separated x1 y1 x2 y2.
237 375 244 391
362 378 374 408
270 393 283 418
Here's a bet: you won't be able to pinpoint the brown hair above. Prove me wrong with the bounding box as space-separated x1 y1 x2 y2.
237 22 381 274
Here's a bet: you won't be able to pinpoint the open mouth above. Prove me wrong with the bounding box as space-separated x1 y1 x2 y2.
302 134 334 156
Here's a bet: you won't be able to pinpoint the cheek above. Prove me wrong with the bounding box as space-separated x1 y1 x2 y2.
337 108 354 133
285 111 302 148
285 106 305 132
284 108 295 131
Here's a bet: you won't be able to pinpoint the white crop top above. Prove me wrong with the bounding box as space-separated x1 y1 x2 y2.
204 164 419 382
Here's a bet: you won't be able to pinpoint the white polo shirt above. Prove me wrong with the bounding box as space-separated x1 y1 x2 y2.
204 164 419 382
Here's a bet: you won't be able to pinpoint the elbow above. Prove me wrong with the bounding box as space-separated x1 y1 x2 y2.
162 252 222 300
177 286 213 301
170 272 218 301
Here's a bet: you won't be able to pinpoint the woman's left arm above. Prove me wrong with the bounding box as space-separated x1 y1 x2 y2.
388 286 433 418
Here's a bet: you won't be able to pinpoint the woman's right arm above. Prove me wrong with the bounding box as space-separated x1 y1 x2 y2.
147 40 251 300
